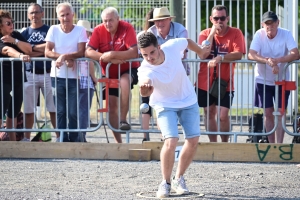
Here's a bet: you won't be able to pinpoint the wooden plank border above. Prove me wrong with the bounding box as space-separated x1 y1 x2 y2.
0 142 299 163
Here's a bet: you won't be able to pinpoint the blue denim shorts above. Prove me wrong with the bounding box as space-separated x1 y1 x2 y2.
155 103 200 139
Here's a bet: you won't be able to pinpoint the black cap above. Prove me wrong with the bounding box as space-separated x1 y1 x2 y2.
262 11 278 23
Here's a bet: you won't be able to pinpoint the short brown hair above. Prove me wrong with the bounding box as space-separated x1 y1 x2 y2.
211 5 228 16
0 10 12 25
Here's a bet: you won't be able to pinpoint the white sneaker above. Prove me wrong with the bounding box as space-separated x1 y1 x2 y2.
156 180 171 198
56 137 61 142
20 138 30 142
171 176 189 195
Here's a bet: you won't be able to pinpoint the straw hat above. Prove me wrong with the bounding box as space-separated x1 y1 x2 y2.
148 7 175 22
77 20 93 32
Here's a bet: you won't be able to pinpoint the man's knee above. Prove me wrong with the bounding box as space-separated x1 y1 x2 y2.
163 138 178 150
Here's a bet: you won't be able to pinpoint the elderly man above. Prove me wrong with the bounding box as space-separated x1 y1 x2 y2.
197 5 245 142
248 11 299 143
21 3 57 142
45 2 87 142
86 7 139 143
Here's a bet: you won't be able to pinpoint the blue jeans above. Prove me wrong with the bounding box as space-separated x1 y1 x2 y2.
51 78 79 142
78 88 94 142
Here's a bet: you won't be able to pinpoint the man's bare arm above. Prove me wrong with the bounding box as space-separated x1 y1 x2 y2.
100 46 138 63
85 46 103 61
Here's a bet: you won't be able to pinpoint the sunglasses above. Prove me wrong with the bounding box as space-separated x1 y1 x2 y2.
213 16 227 21
4 20 14 26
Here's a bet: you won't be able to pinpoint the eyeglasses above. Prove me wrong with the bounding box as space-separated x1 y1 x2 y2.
4 20 14 26
213 16 227 21
29 11 42 15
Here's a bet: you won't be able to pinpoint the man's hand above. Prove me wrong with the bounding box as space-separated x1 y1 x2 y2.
210 24 223 35
140 84 153 97
56 54 66 68
266 57 279 67
100 52 112 63
207 56 222 68
272 65 279 74
65 59 75 70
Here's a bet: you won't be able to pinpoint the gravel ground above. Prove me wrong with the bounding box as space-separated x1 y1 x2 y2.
1 126 299 199
0 160 300 200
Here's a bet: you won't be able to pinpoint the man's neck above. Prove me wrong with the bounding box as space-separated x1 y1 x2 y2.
60 24 74 33
30 22 43 29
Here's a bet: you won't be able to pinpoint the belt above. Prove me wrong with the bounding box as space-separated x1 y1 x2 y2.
27 69 51 74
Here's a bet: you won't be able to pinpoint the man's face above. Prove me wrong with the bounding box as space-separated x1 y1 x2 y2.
57 6 74 26
27 5 44 24
140 44 161 65
210 9 229 29
102 12 119 33
154 18 171 35
262 20 279 38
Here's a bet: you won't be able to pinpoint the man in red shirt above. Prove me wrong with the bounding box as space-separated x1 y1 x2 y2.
197 5 245 142
86 7 139 143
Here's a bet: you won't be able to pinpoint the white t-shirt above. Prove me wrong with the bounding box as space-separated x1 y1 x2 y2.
138 38 197 109
45 24 87 78
250 27 297 85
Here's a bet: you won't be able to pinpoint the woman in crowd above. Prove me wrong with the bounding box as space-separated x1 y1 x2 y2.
0 9 31 141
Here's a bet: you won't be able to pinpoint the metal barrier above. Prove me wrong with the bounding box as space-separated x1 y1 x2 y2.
1 57 299 143
0 57 103 142
104 59 300 143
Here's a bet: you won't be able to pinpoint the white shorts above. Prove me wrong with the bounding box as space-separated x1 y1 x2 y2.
23 71 56 113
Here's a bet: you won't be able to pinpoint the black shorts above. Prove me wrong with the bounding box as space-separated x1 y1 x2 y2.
103 68 138 98
196 88 234 109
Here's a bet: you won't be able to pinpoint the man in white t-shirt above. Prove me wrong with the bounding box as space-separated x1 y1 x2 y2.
248 11 299 143
137 32 210 198
45 2 87 142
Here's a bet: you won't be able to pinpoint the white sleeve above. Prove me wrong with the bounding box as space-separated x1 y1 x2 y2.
45 25 54 42
249 30 262 53
78 27 88 43
285 30 297 51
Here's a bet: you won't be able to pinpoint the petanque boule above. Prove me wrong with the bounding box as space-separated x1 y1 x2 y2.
201 40 210 48
140 103 149 113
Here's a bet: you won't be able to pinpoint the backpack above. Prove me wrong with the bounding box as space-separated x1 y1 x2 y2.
246 112 269 143
292 116 300 143
0 112 24 141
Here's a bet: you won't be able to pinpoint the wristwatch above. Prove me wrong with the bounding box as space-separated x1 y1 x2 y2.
220 55 224 61
14 38 19 45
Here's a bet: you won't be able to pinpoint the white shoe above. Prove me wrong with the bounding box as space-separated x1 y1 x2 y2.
171 176 189 195
20 138 30 142
56 137 61 142
156 180 171 198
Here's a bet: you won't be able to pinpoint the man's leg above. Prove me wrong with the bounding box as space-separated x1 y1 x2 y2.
204 105 217 142
265 107 275 143
109 95 122 143
219 106 230 142
160 138 178 182
119 73 131 123
67 79 79 142
43 74 59 138
175 136 199 177
52 78 68 142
